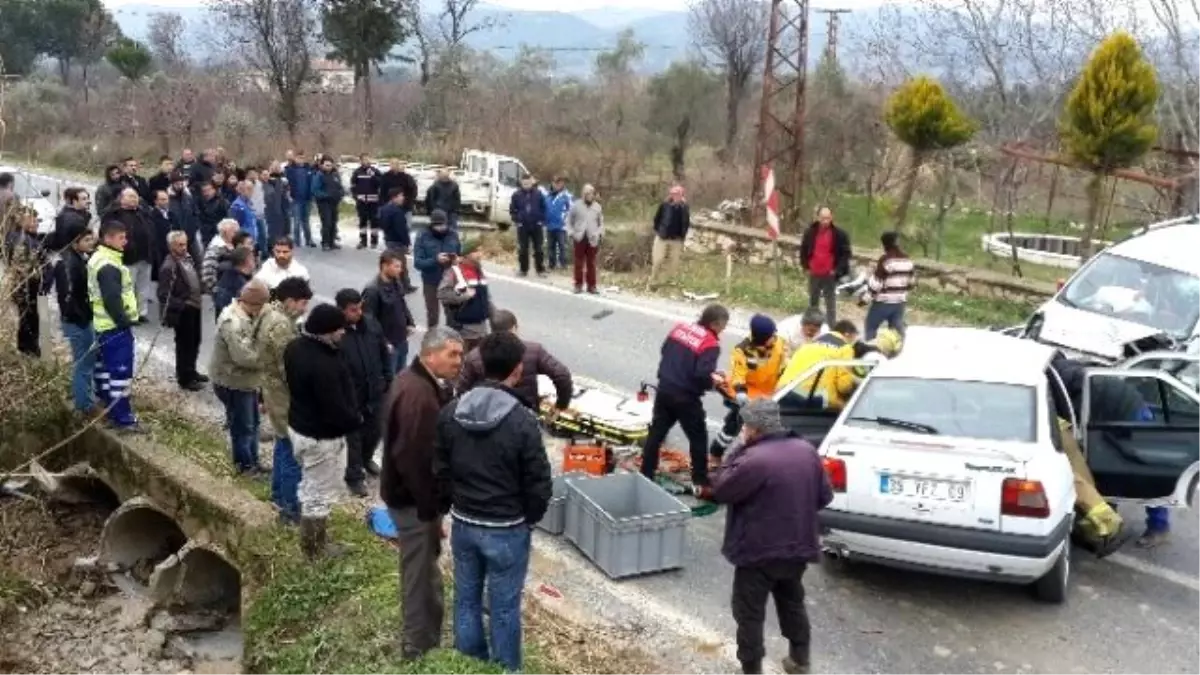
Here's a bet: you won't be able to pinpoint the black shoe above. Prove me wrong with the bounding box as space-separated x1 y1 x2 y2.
357 241 367 250
518 270 528 277
781 657 809 674
194 374 210 384
180 380 205 392
321 244 333 251
741 660 763 675
346 481 368 498
573 286 582 294
587 288 599 294
364 460 381 477
138 315 150 325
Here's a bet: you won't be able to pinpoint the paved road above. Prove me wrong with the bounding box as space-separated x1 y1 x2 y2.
24 168 1200 674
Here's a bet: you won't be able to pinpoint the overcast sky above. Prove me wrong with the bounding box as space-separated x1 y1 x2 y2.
102 0 895 12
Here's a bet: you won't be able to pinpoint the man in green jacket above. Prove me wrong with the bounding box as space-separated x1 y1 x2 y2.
257 277 314 522
210 280 270 474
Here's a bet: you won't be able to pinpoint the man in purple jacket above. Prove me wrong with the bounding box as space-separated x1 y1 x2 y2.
711 399 833 675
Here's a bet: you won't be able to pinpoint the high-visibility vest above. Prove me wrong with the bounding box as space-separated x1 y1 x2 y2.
87 245 138 333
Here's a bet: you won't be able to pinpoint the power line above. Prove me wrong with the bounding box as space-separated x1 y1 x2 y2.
816 8 854 62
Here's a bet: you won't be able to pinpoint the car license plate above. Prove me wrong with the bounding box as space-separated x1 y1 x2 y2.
879 474 968 502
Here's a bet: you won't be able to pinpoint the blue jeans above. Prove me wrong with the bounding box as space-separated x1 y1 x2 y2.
62 321 97 412
216 386 260 471
292 200 313 245
864 301 906 340
451 521 532 673
389 341 409 378
271 436 301 521
1145 506 1170 533
546 229 568 269
255 217 269 257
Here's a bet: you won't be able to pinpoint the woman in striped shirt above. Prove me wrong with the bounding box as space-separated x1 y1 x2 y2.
862 231 915 340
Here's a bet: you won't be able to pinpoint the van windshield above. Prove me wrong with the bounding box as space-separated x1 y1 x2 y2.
1058 252 1200 339
845 378 1038 443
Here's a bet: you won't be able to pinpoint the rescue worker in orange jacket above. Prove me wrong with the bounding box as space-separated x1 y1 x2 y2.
709 314 786 460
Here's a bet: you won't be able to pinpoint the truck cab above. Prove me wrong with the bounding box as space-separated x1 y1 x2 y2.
459 149 529 226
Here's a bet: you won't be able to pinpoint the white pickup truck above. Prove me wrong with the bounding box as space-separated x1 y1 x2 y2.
338 148 532 226
0 164 58 235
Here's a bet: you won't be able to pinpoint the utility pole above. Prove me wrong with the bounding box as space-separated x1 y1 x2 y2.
751 0 812 232
817 8 852 62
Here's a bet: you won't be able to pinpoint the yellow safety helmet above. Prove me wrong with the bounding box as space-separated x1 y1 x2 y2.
871 328 903 358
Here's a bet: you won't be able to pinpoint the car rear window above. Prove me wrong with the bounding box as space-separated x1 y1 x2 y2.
845 377 1038 443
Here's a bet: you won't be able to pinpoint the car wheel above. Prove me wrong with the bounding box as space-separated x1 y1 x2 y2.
1032 542 1070 604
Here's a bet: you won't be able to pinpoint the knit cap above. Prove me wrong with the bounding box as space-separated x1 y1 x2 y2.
749 314 776 345
304 303 346 335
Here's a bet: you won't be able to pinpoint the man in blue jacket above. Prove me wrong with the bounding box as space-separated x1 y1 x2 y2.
378 188 416 293
640 304 730 498
310 157 345 251
543 175 572 271
285 151 315 247
412 210 461 329
228 181 259 246
508 174 547 277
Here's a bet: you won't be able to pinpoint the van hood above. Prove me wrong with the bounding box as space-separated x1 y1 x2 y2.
1038 301 1167 361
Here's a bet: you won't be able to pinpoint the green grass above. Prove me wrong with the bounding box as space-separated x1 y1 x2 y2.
134 403 561 674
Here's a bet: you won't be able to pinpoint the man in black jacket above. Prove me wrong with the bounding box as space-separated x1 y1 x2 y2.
195 182 229 245
351 154 383 250
53 221 98 413
104 187 157 323
433 331 552 674
379 159 418 227
167 173 203 263
362 250 415 374
336 288 392 496
49 187 92 252
649 185 690 288
641 303 730 498
285 304 363 560
425 169 461 231
148 155 175 197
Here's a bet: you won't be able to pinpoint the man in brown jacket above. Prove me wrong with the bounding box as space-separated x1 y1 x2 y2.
456 309 573 411
380 326 465 661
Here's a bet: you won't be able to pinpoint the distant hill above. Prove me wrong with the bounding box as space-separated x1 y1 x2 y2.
107 2 708 75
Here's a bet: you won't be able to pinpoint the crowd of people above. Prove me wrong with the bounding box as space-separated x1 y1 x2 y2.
0 152 585 673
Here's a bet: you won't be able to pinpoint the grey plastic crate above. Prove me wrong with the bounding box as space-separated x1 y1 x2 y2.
535 473 577 535
563 472 691 579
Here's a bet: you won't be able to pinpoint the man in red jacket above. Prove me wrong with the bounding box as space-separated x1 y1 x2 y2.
798 207 851 324
711 399 833 675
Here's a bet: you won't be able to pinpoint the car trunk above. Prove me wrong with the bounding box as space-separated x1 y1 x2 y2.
835 433 1031 532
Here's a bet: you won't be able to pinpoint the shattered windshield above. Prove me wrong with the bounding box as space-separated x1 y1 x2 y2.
1058 253 1200 340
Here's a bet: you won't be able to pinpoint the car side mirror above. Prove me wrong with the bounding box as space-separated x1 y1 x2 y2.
40 189 51 197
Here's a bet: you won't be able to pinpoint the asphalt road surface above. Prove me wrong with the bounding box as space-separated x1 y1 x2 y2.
23 167 1200 674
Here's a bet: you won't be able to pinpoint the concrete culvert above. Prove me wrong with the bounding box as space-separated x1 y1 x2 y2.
99 498 188 574
175 544 242 611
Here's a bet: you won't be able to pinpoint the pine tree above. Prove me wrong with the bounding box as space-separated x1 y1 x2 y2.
1060 32 1159 259
884 76 976 228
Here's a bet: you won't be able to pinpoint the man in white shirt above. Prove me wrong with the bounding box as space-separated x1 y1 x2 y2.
255 236 310 290
776 308 829 354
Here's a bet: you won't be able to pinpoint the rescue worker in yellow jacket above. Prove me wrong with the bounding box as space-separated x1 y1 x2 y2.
709 314 786 460
778 319 863 410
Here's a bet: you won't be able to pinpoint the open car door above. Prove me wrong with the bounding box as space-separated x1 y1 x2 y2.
1080 367 1200 506
772 358 879 448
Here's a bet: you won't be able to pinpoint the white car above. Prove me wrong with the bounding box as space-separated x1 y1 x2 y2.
1024 216 1199 363
0 165 57 235
775 326 1199 603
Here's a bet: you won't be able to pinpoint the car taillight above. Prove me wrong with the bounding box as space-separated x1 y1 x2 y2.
823 457 846 493
1001 478 1050 518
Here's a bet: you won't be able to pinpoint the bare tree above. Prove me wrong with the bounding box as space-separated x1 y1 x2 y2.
688 0 767 161
411 0 494 88
147 12 188 72
209 0 317 142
